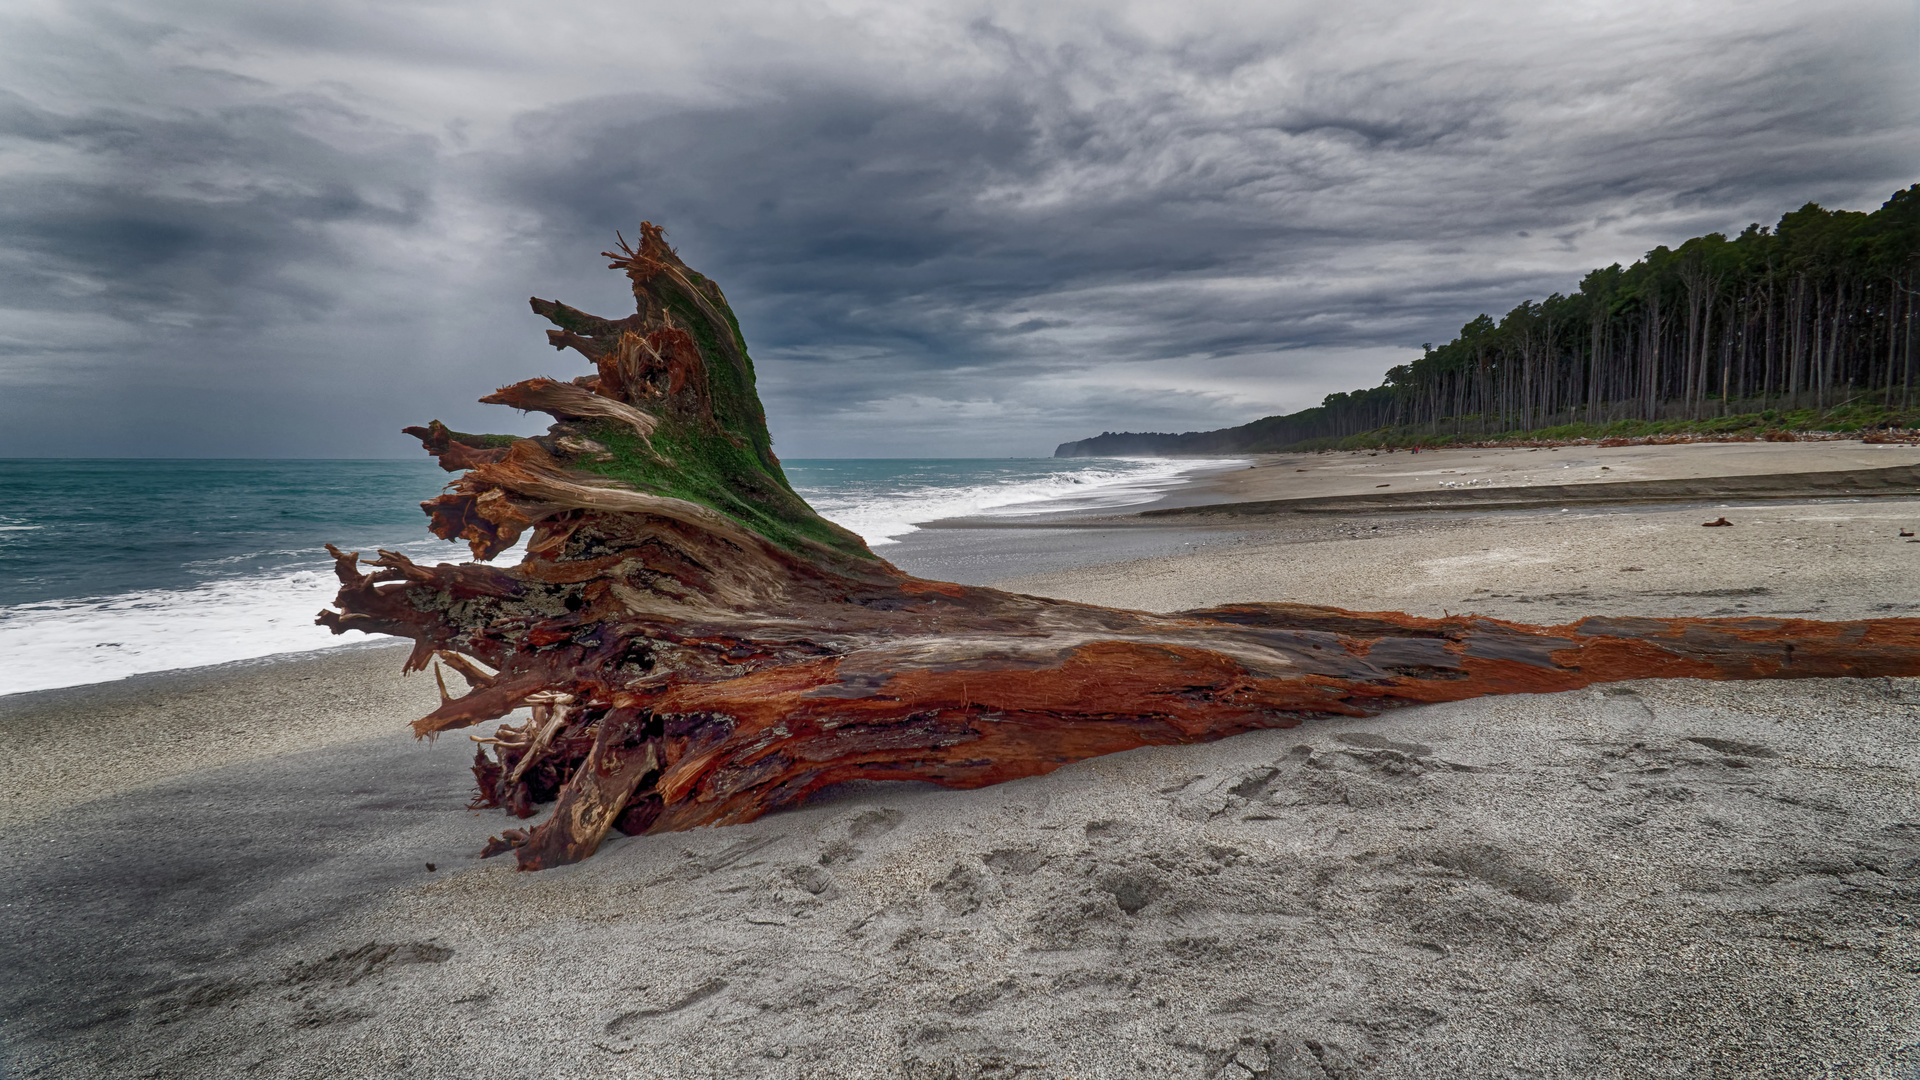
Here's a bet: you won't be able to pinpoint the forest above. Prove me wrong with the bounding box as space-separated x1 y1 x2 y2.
1058 184 1920 456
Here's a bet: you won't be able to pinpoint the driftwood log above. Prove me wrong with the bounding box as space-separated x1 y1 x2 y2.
319 225 1920 870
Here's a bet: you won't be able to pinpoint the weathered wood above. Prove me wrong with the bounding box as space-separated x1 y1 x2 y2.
319 224 1920 870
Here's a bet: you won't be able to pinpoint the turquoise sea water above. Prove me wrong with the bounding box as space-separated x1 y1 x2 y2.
0 459 451 608
0 456 1231 695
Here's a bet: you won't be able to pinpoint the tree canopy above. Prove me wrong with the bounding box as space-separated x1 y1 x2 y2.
1060 185 1920 456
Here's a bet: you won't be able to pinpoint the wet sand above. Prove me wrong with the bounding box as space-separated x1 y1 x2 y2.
997 498 1920 623
1180 439 1920 507
3 441 1918 1079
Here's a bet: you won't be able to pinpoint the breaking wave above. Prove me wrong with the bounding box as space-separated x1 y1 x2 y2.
787 457 1244 545
0 457 1234 695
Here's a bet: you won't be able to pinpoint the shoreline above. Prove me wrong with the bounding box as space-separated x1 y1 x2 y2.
9 441 1914 702
1142 460 1920 518
6 438 1920 1077
989 495 1920 623
1128 437 1920 517
0 456 1242 702
928 439 1920 527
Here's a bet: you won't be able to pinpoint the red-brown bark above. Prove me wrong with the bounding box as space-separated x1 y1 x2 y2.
319 226 1920 870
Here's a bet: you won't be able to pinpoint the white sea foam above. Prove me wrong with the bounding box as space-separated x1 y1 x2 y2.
808 458 1245 545
0 536 525 697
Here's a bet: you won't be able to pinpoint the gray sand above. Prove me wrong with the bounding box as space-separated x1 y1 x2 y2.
883 525 1254 585
0 643 432 831
3 449 1918 1079
1179 441 1920 507
998 498 1920 624
8 679 1915 1079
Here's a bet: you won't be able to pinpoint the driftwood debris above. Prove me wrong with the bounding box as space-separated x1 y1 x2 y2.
319 225 1920 870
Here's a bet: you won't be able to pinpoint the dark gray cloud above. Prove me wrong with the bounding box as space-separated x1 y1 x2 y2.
1 1 1914 457
0 91 430 321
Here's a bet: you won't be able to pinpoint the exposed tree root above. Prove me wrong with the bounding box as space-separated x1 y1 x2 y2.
319 224 1920 869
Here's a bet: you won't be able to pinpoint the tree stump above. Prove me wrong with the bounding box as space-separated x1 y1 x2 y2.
319 225 1920 869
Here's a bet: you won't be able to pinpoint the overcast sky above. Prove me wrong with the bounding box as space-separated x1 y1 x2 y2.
1 1 1915 458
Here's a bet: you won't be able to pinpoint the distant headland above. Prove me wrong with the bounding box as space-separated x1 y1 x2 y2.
1059 184 1920 457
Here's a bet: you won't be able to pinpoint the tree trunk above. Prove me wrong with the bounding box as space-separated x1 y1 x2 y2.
319 226 1920 870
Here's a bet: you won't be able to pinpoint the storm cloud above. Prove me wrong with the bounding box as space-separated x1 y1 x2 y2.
1 1 1914 457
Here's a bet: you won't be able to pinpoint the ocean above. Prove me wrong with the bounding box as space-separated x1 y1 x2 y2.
0 456 1235 696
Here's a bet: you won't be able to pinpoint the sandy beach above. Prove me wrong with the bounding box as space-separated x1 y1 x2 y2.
1183 440 1920 506
0 644 434 832
996 497 1920 624
3 440 1918 1079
